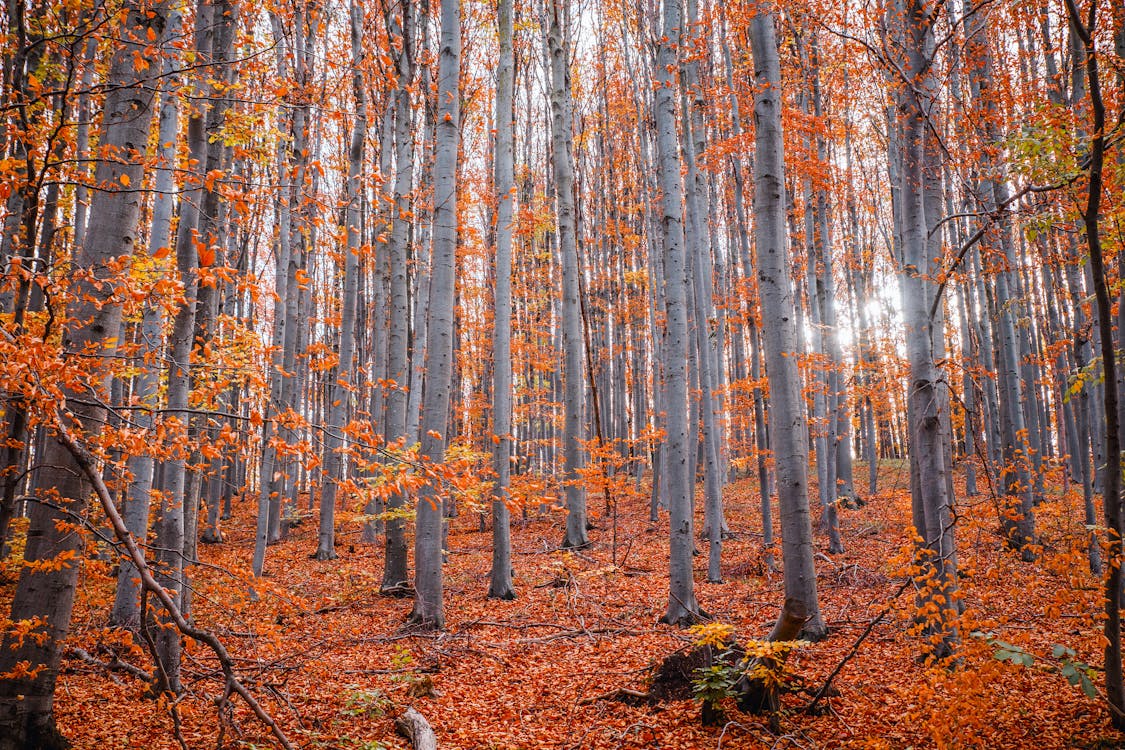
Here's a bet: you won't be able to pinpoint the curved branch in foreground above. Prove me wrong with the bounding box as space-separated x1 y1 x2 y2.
53 411 296 750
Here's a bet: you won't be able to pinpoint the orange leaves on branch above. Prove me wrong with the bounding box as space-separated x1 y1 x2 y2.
0 660 48 682
22 548 79 574
0 615 49 650
204 169 225 191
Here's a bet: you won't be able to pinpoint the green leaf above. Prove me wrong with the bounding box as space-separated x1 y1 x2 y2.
1053 645 1075 660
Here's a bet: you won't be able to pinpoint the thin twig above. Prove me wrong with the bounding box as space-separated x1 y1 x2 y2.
805 578 913 714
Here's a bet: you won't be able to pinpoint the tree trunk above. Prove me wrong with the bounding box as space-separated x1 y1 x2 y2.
964 3 1036 559
379 0 416 588
316 0 367 561
409 0 460 630
0 2 173 743
889 0 959 657
489 0 516 600
654 0 701 627
748 5 825 640
681 0 725 583
110 10 183 626
547 0 589 550
1063 0 1123 727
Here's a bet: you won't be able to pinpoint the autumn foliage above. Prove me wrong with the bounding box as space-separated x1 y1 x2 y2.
0 0 1124 746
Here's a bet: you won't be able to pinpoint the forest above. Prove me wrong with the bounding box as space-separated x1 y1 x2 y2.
0 0 1122 746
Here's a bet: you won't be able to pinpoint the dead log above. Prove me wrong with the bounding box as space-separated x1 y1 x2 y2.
395 706 437 750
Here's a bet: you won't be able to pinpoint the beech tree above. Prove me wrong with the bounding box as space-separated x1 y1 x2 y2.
410 0 461 629
489 0 517 600
0 1 175 744
315 0 367 562
547 0 589 551
654 0 701 626
748 2 825 639
381 0 419 592
0 0 1123 743
886 0 960 656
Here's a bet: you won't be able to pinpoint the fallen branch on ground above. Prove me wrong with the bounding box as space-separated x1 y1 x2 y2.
805 578 913 714
395 706 438 750
67 647 152 682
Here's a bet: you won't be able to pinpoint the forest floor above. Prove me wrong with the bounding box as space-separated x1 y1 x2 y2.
4 460 1121 749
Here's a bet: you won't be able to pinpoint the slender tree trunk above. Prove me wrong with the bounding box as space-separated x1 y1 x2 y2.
680 0 725 582
489 0 516 600
151 0 229 691
748 5 824 638
964 3 1036 558
889 0 959 657
652 0 702 627
111 13 183 625
316 0 367 561
253 10 296 578
1063 0 1123 727
409 0 460 629
546 0 589 550
379 0 416 589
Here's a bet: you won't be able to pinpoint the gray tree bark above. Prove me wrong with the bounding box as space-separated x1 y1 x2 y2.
748 5 825 639
316 0 367 561
381 0 417 589
409 0 460 629
654 0 701 626
489 0 517 600
964 3 1036 559
681 0 725 583
889 0 960 657
110 9 183 627
0 2 173 744
546 0 589 550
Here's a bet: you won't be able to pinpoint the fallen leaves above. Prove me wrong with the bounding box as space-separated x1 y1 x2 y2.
0 461 1113 748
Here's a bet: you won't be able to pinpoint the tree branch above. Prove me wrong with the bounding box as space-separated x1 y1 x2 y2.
53 410 296 750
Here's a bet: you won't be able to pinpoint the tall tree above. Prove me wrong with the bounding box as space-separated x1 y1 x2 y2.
380 0 417 592
489 0 517 600
747 3 825 639
654 0 701 626
111 12 182 625
0 1 174 743
315 0 367 561
410 0 461 629
1063 0 1123 727
964 1 1037 560
887 0 960 656
547 0 589 550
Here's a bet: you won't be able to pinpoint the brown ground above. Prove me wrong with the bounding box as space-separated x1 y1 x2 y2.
7 460 1120 749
